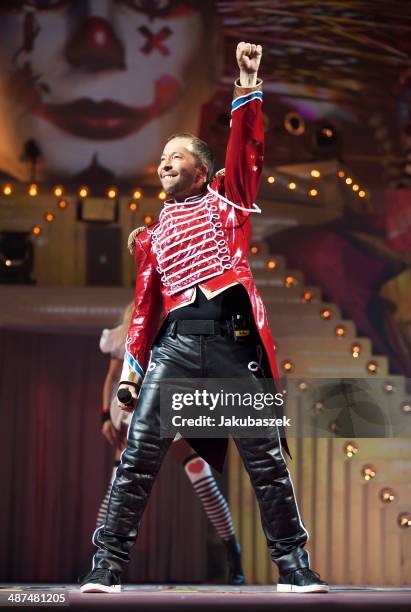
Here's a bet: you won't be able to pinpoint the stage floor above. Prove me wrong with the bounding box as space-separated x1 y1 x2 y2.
1 584 411 611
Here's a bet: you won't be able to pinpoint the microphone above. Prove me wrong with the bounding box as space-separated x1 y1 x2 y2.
117 388 134 405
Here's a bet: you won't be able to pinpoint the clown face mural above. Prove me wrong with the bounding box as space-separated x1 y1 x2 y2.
0 0 219 182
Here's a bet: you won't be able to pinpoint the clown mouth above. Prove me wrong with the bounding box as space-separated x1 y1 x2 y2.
35 76 181 140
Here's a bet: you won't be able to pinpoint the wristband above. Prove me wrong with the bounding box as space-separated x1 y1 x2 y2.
101 411 111 424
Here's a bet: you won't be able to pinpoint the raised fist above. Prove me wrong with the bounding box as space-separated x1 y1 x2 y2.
236 42 262 75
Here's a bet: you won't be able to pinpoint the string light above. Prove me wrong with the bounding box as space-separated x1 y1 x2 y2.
288 182 297 190
401 402 411 413
158 190 167 200
5 259 12 267
266 259 276 270
383 382 394 393
58 199 68 210
310 169 321 178
144 215 153 224
397 513 411 528
308 188 318 197
358 190 366 198
338 170 345 178
345 177 353 185
352 184 359 192
250 245 258 254
343 441 359 458
302 290 313 302
282 360 295 373
2 183 13 196
313 401 324 414
267 176 276 184
129 201 138 212
44 212 55 223
79 186 89 198
367 361 378 374
335 325 346 337
32 226 41 235
133 189 143 199
53 185 64 197
285 275 297 287
320 308 331 319
28 183 38 197
380 488 395 503
106 187 118 199
298 380 308 391
351 343 361 358
361 465 376 481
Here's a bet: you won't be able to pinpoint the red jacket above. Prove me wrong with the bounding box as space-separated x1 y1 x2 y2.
121 78 281 398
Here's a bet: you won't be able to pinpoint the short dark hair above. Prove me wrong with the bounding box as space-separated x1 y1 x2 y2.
166 132 215 182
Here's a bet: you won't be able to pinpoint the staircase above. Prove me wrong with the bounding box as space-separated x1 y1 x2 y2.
228 241 411 586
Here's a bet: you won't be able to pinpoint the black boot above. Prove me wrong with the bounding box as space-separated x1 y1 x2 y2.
223 535 245 585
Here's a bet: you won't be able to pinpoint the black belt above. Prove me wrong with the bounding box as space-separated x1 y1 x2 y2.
161 317 254 338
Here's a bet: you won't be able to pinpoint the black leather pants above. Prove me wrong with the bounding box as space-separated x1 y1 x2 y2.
92 322 309 575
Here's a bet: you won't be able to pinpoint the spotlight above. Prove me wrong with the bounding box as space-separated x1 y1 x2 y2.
53 185 64 197
106 187 118 199
284 275 297 288
78 186 89 198
302 290 313 302
343 441 359 458
351 343 361 358
361 465 376 481
367 361 378 374
282 360 295 373
2 183 13 196
397 513 411 528
380 488 395 503
28 183 38 197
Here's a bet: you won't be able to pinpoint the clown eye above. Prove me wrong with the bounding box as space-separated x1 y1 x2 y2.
120 0 192 18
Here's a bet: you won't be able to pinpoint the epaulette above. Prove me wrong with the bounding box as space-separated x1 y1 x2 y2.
214 168 225 177
127 226 146 255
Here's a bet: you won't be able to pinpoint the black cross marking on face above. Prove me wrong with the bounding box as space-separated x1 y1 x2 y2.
139 25 172 56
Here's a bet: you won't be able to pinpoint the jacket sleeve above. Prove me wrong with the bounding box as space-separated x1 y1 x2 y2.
222 78 264 214
119 236 163 389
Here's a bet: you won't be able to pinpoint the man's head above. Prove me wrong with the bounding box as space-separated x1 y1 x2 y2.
158 133 214 200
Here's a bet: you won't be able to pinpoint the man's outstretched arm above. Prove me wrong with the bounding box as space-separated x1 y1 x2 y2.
222 42 264 212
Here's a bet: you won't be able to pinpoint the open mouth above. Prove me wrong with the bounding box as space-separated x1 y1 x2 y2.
33 75 182 141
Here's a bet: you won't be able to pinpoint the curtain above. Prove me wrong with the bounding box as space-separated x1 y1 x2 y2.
0 327 207 583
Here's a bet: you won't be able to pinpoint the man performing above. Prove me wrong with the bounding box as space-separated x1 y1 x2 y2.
80 42 329 594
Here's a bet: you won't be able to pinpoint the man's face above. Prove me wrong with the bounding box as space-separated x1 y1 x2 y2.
0 1 218 181
158 136 207 200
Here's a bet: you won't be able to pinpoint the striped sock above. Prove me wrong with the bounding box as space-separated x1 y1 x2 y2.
95 461 120 529
183 454 235 541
